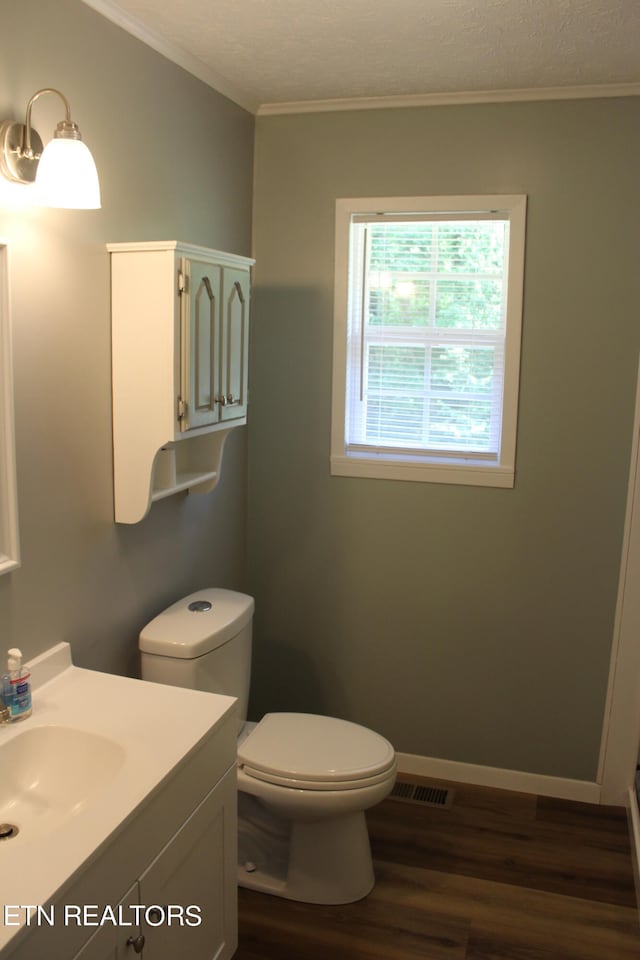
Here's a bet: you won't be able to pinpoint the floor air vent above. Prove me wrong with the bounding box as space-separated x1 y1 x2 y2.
390 781 454 809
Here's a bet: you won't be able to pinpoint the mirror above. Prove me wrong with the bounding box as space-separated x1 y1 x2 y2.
0 241 20 574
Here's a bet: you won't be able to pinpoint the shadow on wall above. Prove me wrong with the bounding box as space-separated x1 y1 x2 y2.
59 427 248 681
246 283 340 720
248 631 351 723
249 636 317 720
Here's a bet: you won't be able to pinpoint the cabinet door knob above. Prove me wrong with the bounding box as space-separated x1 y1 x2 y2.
215 393 240 406
126 934 146 954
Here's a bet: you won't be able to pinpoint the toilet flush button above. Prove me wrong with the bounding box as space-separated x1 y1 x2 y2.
188 600 213 612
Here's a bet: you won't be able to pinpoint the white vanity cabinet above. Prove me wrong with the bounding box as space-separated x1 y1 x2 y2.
138 769 236 960
0 663 239 960
71 885 141 960
108 241 254 524
70 769 236 960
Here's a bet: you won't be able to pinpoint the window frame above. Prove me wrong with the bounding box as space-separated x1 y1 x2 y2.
330 195 527 487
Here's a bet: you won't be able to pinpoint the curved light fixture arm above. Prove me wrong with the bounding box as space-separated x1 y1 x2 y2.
23 88 76 158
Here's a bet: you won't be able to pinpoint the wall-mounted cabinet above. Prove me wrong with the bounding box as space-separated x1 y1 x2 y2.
108 242 254 524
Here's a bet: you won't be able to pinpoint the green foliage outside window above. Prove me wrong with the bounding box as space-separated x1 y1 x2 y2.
363 219 506 450
367 220 505 329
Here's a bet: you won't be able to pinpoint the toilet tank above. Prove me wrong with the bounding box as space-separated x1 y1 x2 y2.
139 588 254 727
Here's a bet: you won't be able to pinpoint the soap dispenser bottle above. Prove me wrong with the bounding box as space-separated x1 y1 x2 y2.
6 648 32 720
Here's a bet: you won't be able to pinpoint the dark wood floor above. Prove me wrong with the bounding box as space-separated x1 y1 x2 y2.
235 776 640 959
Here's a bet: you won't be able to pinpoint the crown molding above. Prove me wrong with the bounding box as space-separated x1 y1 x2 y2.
78 3 640 120
80 0 259 114
257 82 640 116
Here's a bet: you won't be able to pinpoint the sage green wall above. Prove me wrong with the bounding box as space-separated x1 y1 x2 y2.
0 0 253 675
249 98 640 780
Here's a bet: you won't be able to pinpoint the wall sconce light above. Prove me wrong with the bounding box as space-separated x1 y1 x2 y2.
0 88 101 209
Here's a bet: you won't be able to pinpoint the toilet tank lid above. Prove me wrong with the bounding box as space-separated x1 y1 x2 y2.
139 588 254 659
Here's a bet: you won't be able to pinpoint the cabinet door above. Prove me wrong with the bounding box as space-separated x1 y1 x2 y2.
219 267 250 424
139 766 237 960
180 257 222 432
72 884 142 960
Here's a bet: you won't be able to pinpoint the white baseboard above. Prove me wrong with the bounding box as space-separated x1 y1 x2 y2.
396 751 602 804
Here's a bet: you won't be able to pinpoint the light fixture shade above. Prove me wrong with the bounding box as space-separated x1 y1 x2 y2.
35 137 101 209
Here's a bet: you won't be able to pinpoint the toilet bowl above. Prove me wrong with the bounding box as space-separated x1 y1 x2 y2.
139 589 397 904
236 712 396 903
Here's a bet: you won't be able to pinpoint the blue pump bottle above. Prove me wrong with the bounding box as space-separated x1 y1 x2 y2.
5 648 32 720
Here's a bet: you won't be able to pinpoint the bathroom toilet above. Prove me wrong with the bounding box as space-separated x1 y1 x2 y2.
139 588 397 904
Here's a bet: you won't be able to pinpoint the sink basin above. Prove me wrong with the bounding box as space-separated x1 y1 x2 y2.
0 725 125 842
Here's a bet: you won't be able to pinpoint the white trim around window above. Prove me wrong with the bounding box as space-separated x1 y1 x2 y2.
331 195 527 487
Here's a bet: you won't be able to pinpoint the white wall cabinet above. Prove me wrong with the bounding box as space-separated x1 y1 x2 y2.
108 242 254 524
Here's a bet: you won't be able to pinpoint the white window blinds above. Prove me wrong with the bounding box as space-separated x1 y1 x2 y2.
346 213 509 461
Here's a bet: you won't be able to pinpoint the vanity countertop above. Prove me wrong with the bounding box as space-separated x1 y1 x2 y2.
0 642 236 956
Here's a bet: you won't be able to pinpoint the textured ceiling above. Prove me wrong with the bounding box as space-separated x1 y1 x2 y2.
85 0 640 112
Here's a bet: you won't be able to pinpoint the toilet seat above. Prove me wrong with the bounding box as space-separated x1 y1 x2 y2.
238 713 396 792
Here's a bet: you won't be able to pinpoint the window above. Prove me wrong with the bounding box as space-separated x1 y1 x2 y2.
331 195 526 487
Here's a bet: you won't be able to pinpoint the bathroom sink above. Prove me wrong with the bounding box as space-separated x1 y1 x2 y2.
0 644 237 960
0 724 125 841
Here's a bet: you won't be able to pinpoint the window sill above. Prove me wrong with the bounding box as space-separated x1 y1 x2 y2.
330 454 515 488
